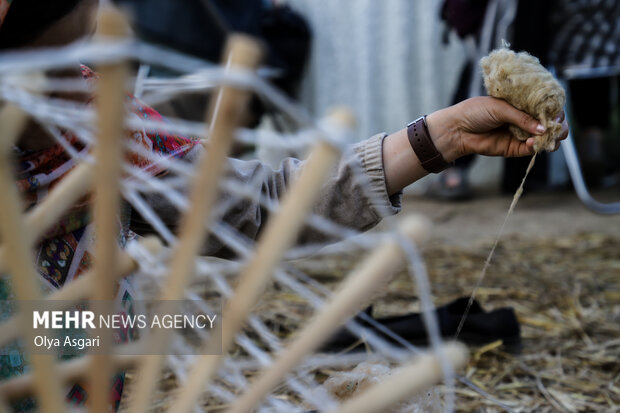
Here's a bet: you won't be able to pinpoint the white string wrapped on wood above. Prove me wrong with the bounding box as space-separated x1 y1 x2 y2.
0 9 482 413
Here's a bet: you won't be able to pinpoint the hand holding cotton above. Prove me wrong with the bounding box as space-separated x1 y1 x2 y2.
481 49 566 152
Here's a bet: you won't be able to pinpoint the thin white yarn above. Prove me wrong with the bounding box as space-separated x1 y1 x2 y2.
0 37 513 412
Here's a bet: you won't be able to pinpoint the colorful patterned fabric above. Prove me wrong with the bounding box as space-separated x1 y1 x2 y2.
0 65 200 411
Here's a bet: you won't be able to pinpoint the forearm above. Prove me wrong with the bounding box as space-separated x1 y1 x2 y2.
224 135 401 250
383 95 567 196
132 135 402 258
382 107 460 195
382 128 428 195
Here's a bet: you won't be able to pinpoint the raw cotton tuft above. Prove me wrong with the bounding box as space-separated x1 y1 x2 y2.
323 361 442 412
480 48 565 152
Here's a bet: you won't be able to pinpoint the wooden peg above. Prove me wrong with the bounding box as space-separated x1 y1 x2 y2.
89 6 132 413
95 6 132 39
127 34 263 413
168 111 352 413
89 7 132 413
0 104 27 153
326 342 469 413
226 216 430 413
0 106 65 413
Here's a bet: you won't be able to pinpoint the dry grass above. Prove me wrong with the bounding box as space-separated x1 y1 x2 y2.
426 232 620 412
287 232 620 412
125 232 620 412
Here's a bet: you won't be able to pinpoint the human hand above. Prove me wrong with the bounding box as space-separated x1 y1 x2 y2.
425 96 569 162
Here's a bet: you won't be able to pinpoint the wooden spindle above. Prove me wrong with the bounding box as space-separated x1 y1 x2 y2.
169 111 352 413
88 7 131 413
326 342 469 413
127 34 262 413
0 105 65 413
227 216 431 413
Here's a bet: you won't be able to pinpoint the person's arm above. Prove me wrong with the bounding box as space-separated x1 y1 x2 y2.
131 96 568 258
383 96 568 194
131 133 401 258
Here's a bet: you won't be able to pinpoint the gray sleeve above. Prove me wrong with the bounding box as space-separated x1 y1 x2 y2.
130 133 402 258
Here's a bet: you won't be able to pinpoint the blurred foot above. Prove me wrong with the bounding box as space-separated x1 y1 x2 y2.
426 167 473 201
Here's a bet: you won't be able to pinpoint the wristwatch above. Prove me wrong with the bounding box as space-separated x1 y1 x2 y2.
407 116 452 173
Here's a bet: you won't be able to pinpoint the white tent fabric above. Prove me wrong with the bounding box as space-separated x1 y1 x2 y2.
287 0 465 141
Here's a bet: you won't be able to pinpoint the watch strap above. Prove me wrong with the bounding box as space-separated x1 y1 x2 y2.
407 116 452 173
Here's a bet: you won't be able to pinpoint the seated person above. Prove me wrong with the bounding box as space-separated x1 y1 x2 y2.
0 0 569 410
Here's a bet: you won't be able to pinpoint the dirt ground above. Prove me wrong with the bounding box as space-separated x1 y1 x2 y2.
287 188 620 412
380 188 620 249
352 188 620 412
126 188 620 412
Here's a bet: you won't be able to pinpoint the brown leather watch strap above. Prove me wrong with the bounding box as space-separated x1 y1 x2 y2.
407 116 452 174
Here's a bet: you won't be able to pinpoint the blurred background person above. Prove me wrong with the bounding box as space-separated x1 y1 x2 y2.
426 0 490 200
113 0 312 153
429 0 620 200
111 0 619 196
428 0 554 200
549 0 620 188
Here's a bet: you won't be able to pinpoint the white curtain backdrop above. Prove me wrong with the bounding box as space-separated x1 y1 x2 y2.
287 0 466 140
